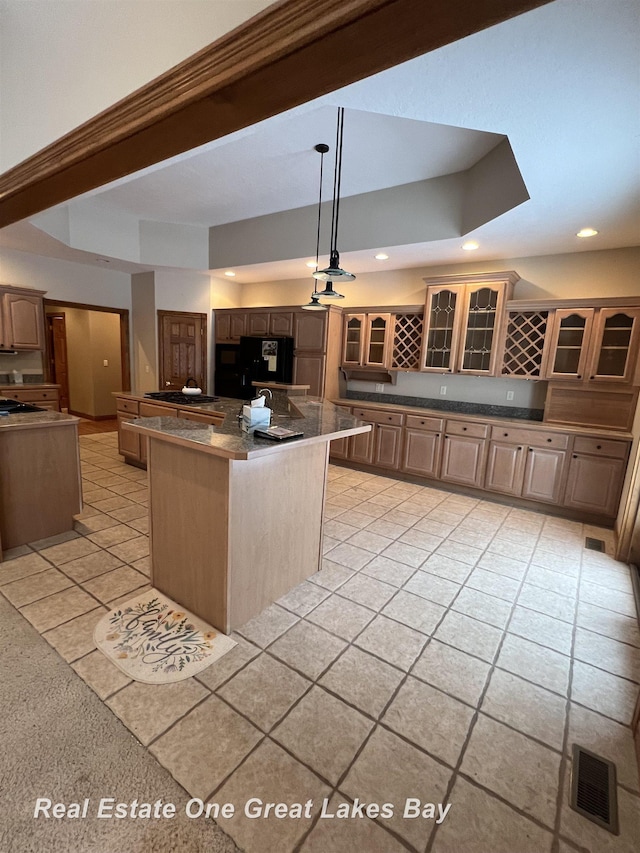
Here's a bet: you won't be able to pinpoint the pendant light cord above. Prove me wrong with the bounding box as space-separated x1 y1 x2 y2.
329 107 345 256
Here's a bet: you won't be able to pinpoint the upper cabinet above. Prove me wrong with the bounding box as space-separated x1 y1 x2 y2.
0 286 46 351
215 310 246 342
341 312 392 368
543 305 640 384
420 272 517 375
545 308 595 380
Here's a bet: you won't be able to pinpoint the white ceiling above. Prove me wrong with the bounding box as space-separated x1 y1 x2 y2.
1 0 639 282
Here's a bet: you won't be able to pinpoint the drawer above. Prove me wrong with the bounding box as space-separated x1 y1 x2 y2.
445 419 489 439
178 409 225 426
352 408 404 426
405 414 444 432
335 405 352 415
1 388 58 402
490 426 569 450
573 436 629 459
116 398 139 415
139 402 175 418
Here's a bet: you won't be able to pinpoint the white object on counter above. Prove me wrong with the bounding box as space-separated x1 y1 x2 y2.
11 370 23 385
242 394 271 431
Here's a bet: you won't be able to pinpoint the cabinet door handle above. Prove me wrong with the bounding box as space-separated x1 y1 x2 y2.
445 435 449 439
596 445 602 449
518 446 523 451
577 374 582 379
435 433 440 437
590 375 595 380
528 447 533 452
573 454 578 459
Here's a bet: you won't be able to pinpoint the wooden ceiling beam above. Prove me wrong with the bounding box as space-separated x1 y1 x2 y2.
0 0 552 228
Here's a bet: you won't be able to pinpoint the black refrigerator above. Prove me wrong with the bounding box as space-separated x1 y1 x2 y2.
215 336 295 399
239 336 294 389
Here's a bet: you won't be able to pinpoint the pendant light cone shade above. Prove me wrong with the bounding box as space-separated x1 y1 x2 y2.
315 281 344 299
301 143 330 311
313 108 355 283
301 293 327 310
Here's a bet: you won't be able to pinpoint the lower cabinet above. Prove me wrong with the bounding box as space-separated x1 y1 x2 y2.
329 402 629 520
401 428 442 477
484 442 565 504
293 354 325 397
372 423 403 469
117 413 141 460
440 434 487 488
521 446 566 504
564 452 626 517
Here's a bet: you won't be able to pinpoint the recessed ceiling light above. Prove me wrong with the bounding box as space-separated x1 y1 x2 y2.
305 261 317 268
462 241 479 251
374 253 389 260
576 228 598 238
224 271 236 277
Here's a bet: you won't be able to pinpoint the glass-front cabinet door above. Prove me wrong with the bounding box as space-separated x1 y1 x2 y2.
342 313 366 367
545 309 595 380
458 283 507 375
587 308 640 383
421 285 464 372
364 313 391 367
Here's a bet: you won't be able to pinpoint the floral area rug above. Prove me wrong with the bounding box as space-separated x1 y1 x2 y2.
94 590 236 684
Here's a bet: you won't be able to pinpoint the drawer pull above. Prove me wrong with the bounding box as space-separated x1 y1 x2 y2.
547 438 552 442
388 416 392 421
420 421 425 425
503 432 508 437
462 426 467 431
597 444 602 450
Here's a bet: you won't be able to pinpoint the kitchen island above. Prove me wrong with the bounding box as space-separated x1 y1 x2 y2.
0 408 81 559
124 397 369 633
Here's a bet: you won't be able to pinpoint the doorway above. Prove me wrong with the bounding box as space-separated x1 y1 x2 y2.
46 314 70 409
157 311 207 391
44 300 130 418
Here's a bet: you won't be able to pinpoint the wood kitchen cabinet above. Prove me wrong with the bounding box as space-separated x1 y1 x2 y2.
341 313 392 368
0 286 46 351
563 436 628 517
247 313 270 336
372 422 403 469
0 386 60 411
440 434 487 487
544 305 640 384
401 415 443 478
293 354 325 397
294 311 327 352
421 272 517 375
215 311 246 342
117 412 141 460
269 311 294 337
484 425 567 504
545 309 595 380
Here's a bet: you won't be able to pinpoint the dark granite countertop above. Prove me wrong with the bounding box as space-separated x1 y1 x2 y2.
123 396 370 460
346 390 544 421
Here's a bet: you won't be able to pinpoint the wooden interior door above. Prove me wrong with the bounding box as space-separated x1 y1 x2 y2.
158 311 207 391
46 314 70 409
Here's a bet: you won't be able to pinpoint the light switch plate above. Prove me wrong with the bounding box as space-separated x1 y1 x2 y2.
506 390 514 400
440 386 447 395
375 384 385 393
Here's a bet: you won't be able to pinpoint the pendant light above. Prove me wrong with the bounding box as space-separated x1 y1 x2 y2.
301 143 330 311
313 107 355 285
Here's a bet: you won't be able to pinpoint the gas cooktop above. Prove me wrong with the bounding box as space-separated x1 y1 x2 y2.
144 392 220 405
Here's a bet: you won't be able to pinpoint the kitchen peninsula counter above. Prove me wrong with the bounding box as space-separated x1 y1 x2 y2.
0 410 81 557
123 399 370 633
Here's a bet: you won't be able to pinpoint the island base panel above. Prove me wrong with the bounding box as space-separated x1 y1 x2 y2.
148 438 327 633
0 424 82 550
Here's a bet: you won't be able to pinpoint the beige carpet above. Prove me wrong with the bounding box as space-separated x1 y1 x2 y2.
0 594 240 853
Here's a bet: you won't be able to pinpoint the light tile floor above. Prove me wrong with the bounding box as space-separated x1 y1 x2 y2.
2 431 640 852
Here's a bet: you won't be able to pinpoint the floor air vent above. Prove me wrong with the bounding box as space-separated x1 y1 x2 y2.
584 537 606 552
570 744 619 834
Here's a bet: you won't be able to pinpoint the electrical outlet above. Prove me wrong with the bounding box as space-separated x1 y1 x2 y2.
103 359 109 367
375 383 385 393
440 385 447 396
506 390 514 401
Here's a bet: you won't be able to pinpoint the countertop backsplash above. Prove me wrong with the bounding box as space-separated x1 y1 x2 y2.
345 390 544 421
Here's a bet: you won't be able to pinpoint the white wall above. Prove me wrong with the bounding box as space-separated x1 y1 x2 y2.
239 247 640 307
0 0 274 170
0 248 132 309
